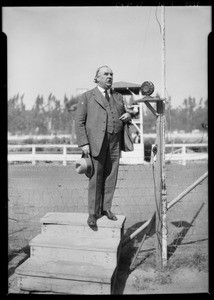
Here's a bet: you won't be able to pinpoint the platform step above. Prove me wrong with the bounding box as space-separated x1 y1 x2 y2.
16 258 115 294
15 212 126 294
41 212 126 239
30 234 121 266
16 257 115 283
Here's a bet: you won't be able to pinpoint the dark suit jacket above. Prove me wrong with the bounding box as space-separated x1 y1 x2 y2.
75 87 126 157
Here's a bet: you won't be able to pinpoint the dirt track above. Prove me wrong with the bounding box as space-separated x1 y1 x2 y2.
8 161 208 294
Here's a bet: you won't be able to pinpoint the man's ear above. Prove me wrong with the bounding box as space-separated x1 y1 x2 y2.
94 75 99 83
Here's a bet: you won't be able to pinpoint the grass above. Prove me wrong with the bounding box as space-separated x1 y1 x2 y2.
135 247 208 273
167 250 208 272
116 242 208 293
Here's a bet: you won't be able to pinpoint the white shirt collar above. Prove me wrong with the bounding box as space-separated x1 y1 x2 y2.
97 86 110 95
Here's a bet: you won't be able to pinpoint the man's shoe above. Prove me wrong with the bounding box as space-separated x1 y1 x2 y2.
102 210 117 221
87 214 97 227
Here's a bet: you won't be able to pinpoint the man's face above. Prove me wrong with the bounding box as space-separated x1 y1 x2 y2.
97 67 113 90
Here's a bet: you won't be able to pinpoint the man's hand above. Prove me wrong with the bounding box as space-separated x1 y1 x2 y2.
119 113 132 123
81 144 90 157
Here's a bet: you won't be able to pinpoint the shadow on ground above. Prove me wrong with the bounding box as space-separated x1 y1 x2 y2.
114 219 156 294
167 202 205 259
114 202 206 294
8 245 30 278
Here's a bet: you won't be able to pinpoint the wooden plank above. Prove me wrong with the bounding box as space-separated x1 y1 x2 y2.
41 224 121 239
30 246 118 266
15 258 115 283
8 273 30 294
29 233 120 252
40 212 126 229
17 275 111 294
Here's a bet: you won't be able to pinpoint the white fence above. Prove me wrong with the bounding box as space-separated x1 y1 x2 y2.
8 143 208 166
8 144 81 166
163 143 208 165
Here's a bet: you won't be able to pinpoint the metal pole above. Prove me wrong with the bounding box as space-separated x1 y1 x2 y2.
139 102 144 160
154 6 167 266
122 171 208 248
161 5 166 100
123 172 208 246
155 114 162 268
130 233 147 270
122 218 151 247
161 114 167 267
154 105 167 269
161 4 167 267
167 171 208 210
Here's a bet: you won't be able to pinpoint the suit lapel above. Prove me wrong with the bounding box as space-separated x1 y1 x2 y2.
92 87 124 113
92 87 106 109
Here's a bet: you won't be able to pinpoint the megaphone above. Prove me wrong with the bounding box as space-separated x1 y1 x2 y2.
141 81 155 96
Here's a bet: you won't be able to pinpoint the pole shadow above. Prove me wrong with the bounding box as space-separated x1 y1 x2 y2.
167 202 205 260
114 202 205 293
114 219 156 294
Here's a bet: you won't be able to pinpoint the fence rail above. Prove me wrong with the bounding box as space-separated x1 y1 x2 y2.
8 144 81 166
164 143 208 165
8 143 208 165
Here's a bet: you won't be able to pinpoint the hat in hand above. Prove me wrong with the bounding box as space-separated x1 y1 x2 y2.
75 153 94 178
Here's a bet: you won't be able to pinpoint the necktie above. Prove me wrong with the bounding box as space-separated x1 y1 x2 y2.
104 90 110 102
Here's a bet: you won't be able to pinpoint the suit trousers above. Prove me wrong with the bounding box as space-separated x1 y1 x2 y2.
88 131 121 215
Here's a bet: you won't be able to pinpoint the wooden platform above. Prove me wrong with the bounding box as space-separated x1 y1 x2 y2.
15 212 126 294
17 259 116 294
40 212 126 228
41 212 125 238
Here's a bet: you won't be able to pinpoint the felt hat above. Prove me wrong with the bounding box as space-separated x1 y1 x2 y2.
75 154 94 178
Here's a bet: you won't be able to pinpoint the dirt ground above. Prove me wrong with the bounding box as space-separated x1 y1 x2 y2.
8 250 209 295
117 267 208 294
112 233 209 295
8 268 208 295
8 162 209 294
8 232 209 295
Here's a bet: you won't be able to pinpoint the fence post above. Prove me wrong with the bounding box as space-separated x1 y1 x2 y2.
63 145 67 166
182 144 186 165
32 146 36 166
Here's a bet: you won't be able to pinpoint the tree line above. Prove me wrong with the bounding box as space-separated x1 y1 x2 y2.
142 95 207 134
8 93 207 138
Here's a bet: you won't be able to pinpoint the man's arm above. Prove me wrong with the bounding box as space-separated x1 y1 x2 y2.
119 112 132 123
119 95 132 123
75 93 90 153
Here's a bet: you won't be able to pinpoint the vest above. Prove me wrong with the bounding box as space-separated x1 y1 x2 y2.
103 94 123 134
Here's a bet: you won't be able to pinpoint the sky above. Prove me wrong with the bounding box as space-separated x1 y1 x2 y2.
3 6 211 109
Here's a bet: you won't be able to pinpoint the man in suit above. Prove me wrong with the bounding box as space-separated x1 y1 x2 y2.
75 66 131 227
